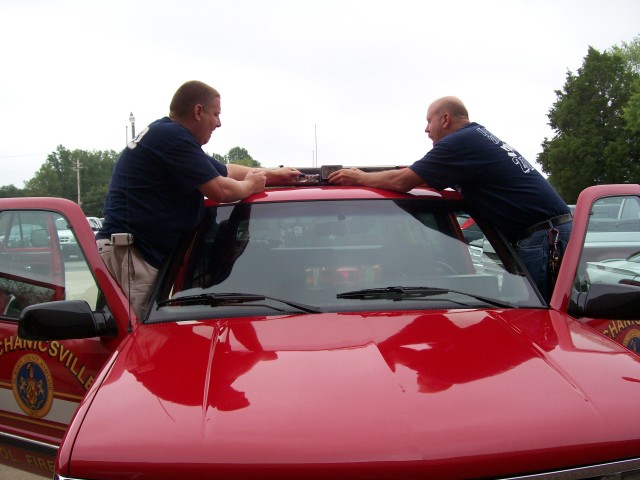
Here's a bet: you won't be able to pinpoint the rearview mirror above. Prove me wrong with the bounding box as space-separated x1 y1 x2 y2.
572 282 640 320
18 300 118 340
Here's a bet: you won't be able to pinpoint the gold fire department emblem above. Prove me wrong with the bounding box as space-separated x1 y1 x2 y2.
12 354 54 418
623 329 640 353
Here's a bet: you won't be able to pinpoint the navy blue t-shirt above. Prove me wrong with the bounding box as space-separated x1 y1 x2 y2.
98 117 228 268
409 123 569 242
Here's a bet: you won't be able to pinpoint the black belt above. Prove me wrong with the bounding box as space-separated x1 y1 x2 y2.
522 213 573 237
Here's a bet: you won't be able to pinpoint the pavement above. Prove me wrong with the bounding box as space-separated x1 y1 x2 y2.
0 465 46 479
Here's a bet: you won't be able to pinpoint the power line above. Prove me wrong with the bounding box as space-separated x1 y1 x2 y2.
0 153 48 159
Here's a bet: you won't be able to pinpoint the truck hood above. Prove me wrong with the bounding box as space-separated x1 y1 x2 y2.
66 309 640 479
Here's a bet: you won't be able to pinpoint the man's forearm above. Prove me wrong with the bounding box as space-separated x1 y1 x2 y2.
329 167 423 192
226 164 251 181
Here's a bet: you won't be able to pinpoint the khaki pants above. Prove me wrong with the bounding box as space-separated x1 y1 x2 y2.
97 239 158 319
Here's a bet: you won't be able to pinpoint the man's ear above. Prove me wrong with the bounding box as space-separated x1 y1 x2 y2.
193 103 205 121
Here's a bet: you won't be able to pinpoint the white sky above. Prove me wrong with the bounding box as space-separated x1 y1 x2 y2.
1 0 638 187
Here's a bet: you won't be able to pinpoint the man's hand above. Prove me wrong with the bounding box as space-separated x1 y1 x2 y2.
228 164 301 186
327 168 364 185
266 166 302 185
245 170 267 194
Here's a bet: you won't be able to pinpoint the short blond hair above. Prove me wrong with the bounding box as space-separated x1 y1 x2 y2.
169 81 220 117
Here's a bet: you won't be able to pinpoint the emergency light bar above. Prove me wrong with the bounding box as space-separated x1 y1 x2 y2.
272 165 407 186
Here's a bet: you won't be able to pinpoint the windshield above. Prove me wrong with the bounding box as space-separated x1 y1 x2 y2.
152 199 541 320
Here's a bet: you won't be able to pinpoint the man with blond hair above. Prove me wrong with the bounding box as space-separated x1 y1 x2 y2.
329 96 571 302
97 80 300 318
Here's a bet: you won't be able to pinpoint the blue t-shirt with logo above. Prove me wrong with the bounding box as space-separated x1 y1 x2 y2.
409 122 569 242
98 117 227 268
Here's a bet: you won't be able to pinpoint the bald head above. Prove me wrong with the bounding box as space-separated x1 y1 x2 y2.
425 96 471 144
430 96 469 120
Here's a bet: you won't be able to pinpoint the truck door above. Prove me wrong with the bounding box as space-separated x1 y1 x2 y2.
0 206 121 477
554 185 640 354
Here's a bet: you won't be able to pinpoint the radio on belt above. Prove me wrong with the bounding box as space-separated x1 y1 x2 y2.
111 233 134 246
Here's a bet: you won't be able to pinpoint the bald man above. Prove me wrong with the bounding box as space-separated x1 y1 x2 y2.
328 96 572 302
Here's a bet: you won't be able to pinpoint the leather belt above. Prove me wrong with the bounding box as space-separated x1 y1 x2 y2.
522 213 573 237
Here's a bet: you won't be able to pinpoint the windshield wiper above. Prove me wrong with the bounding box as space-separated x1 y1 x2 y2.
336 286 513 308
156 292 322 314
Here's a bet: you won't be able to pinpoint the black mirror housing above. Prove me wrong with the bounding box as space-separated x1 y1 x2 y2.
574 282 640 320
18 300 118 340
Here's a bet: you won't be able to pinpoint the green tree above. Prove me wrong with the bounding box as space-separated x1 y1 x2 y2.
24 145 118 216
0 185 27 198
211 152 227 164
611 36 640 133
227 147 260 167
611 35 640 73
24 145 77 199
209 147 262 168
624 90 640 132
76 149 119 216
4 144 259 212
538 45 640 202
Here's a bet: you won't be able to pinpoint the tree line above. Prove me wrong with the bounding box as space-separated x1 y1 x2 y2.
0 146 261 217
538 37 640 202
1 36 638 208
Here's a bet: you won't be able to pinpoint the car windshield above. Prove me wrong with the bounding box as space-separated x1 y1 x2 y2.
152 199 541 320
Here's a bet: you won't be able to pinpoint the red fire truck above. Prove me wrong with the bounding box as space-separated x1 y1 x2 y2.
1 174 640 479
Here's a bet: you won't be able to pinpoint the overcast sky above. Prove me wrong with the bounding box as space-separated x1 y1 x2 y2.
1 0 638 187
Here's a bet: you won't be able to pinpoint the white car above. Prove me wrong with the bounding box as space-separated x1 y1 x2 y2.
56 217 81 259
587 251 640 286
86 216 102 235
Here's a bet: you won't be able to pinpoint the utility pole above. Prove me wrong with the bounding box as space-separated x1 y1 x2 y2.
129 112 136 141
73 157 83 207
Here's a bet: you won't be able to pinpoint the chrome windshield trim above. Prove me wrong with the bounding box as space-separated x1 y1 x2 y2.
503 457 640 479
0 430 58 452
48 457 640 480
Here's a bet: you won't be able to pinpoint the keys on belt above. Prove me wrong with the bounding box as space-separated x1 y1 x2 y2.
522 213 573 237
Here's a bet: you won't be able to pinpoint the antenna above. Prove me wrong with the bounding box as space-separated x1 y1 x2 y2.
314 124 318 167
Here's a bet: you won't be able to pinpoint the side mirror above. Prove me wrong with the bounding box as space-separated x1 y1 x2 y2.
573 282 640 320
18 300 118 340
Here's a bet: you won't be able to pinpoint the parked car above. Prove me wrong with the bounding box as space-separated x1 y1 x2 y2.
55 217 81 259
85 216 102 235
456 212 484 243
1 175 640 479
1 223 34 245
587 251 640 285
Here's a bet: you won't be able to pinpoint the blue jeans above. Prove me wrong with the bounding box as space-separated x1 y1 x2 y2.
513 221 572 303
